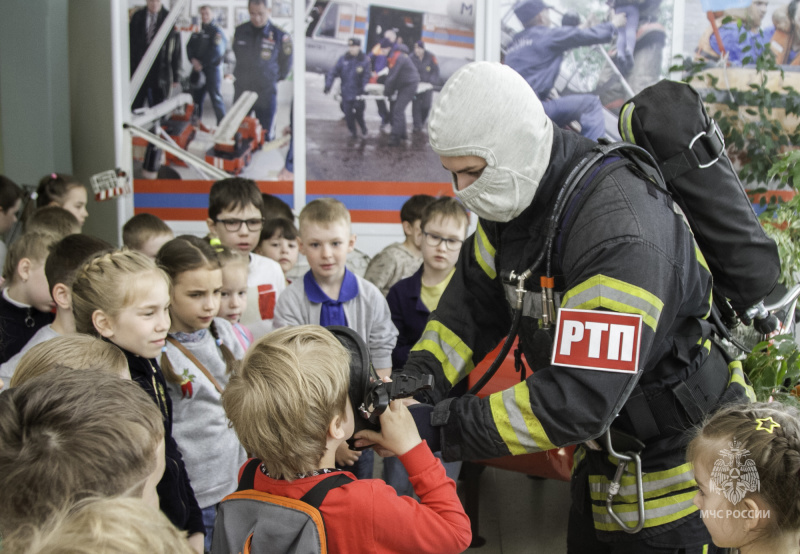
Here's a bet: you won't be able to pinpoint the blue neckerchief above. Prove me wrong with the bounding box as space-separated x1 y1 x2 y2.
304 269 359 327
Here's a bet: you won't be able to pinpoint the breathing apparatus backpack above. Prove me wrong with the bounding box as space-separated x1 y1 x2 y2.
618 79 781 323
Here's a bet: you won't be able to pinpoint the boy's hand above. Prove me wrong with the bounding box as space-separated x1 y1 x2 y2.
335 441 361 466
354 399 422 457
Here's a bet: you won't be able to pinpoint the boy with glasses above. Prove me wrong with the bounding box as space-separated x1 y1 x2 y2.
206 178 285 338
383 197 468 496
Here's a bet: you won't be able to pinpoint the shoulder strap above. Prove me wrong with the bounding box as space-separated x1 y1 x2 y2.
237 458 263 491
299 474 354 509
166 336 224 395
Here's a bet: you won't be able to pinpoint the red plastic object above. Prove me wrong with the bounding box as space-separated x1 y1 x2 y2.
468 339 575 482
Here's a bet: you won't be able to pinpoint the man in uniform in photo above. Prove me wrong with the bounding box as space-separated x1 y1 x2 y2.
187 5 228 124
232 0 292 141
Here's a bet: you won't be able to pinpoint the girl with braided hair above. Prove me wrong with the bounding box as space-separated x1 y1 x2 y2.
155 235 246 551
688 402 800 553
71 249 205 552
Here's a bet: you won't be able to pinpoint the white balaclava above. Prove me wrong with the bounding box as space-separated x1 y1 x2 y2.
428 62 553 222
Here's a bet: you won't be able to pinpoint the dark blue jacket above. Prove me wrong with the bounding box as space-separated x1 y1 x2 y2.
387 265 427 369
232 21 292 95
505 22 616 99
187 22 227 67
411 50 441 85
0 294 53 364
129 6 182 88
384 45 420 98
122 347 204 536
325 51 371 100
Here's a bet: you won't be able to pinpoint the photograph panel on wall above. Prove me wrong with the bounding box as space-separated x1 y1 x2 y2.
500 0 674 142
127 0 295 235
303 0 478 226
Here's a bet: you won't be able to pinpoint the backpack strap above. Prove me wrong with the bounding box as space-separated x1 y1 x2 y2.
300 474 354 509
237 458 263 491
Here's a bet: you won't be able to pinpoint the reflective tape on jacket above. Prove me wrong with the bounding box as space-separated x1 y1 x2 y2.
589 462 696 504
411 320 474 386
489 381 556 455
561 274 664 332
728 360 757 402
474 222 497 280
591 489 698 532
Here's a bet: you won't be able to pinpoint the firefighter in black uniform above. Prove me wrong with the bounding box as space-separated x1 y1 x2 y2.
186 5 227 124
232 0 292 141
393 62 752 552
410 40 440 132
382 43 420 147
325 37 371 138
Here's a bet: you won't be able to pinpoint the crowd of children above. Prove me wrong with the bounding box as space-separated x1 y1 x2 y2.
2 170 799 554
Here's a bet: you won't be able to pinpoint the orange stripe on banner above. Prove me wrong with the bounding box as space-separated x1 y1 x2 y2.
307 181 452 196
349 210 404 223
134 207 208 221
423 26 475 38
133 179 293 194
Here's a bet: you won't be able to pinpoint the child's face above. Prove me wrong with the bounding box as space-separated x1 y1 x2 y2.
258 232 299 275
692 455 751 548
138 233 174 260
219 263 249 323
61 186 89 227
207 204 263 254
141 438 166 510
298 221 355 283
100 272 170 358
169 267 223 334
0 198 21 235
421 215 467 274
24 259 56 313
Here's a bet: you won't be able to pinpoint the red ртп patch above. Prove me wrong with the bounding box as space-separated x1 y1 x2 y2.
551 308 642 373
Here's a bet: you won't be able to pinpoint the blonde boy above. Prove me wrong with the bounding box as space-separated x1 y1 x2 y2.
219 326 471 554
0 370 166 537
9 334 130 388
122 212 175 258
0 234 112 383
0 231 58 363
274 198 397 479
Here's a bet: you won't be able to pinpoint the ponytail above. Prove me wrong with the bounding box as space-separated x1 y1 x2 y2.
159 349 183 385
209 320 240 376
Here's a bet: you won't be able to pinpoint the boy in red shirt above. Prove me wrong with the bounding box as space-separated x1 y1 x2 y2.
221 324 471 554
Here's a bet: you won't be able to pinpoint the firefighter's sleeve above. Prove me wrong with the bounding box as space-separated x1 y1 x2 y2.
402 221 512 405
431 225 688 462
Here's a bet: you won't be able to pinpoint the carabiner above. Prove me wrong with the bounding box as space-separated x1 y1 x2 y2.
603 429 645 534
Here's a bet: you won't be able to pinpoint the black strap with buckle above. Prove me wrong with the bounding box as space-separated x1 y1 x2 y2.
659 120 725 181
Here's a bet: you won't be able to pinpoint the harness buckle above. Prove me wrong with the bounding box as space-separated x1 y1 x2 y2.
603 428 645 534
688 120 725 169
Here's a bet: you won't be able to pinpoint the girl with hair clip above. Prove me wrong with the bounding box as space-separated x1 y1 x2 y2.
70 250 205 554
214 244 254 351
35 173 89 229
688 402 800 553
156 235 247 552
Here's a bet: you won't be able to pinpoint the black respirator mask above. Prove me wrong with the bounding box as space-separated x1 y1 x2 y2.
326 326 434 450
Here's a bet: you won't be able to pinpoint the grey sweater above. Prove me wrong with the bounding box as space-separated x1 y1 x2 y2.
273 272 398 370
164 318 247 509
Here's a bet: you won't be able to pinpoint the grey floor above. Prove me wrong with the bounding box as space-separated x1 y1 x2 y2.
373 457 572 554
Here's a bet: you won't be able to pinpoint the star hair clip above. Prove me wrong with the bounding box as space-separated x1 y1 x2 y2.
755 416 781 434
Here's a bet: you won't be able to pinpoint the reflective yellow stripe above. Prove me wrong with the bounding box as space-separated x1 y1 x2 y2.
412 321 474 386
489 381 556 455
591 490 698 531
620 102 636 143
474 222 497 280
695 243 710 274
696 338 711 355
728 360 756 402
572 445 587 476
561 275 664 331
703 544 709 554
589 462 696 503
